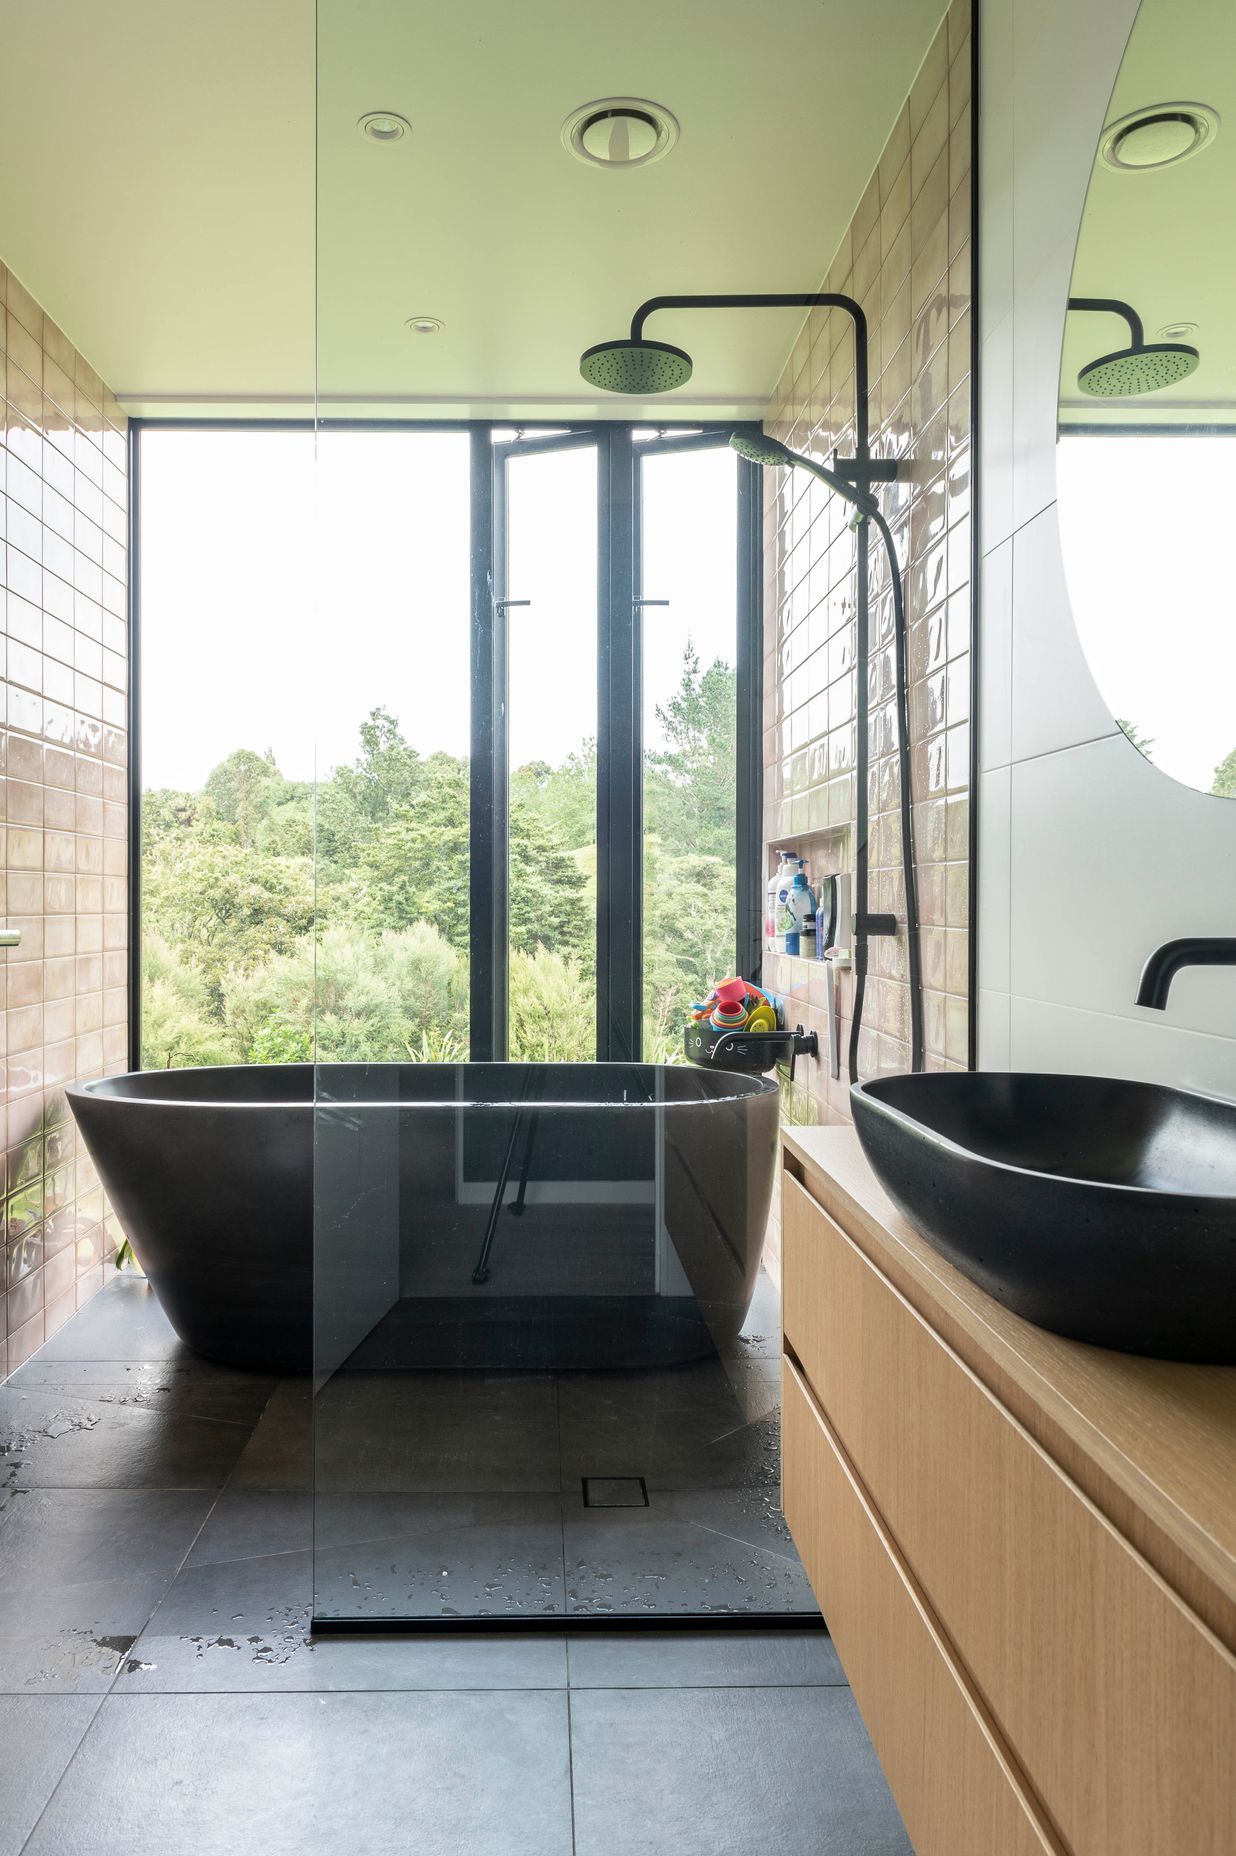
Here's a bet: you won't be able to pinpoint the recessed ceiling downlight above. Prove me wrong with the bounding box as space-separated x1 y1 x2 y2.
406 316 444 335
358 111 411 143
1100 103 1218 171
562 97 679 169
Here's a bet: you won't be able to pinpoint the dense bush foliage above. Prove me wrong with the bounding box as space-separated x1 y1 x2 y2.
141 647 736 1067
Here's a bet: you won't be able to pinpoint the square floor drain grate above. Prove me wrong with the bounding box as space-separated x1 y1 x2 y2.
582 1476 649 1509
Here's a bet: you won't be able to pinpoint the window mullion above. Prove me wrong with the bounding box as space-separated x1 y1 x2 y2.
469 426 507 1060
595 428 642 1061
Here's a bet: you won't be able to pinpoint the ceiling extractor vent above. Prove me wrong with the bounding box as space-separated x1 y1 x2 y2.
562 97 679 169
1100 102 1219 171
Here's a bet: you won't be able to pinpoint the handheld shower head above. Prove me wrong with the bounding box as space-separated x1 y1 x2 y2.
1067 295 1200 397
728 430 796 468
727 431 922 1075
579 337 693 394
728 430 879 517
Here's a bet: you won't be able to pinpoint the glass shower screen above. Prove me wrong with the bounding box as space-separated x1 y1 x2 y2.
312 0 814 1625
311 1065 809 1626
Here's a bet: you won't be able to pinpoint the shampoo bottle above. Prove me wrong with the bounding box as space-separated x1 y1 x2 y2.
785 861 818 957
772 850 797 954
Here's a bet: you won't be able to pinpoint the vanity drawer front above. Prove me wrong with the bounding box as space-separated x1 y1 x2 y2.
782 1357 1056 1856
782 1171 1236 1856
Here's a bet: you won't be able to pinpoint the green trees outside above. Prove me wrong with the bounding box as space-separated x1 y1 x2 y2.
1119 723 1236 798
141 648 737 1069
1212 746 1236 798
1113 723 1232 798
1116 717 1154 761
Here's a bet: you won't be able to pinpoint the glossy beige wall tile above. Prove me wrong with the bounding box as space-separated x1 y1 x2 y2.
762 0 971 1154
0 257 128 1375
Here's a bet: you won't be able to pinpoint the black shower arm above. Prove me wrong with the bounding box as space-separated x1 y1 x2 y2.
629 293 871 459
1066 295 1146 349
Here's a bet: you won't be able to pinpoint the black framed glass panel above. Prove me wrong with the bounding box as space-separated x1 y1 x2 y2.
498 434 599 1061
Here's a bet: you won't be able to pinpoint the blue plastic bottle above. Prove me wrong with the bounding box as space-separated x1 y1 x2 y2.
784 862 817 957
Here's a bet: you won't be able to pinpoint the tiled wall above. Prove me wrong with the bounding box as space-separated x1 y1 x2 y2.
0 259 129 1377
761 0 971 1173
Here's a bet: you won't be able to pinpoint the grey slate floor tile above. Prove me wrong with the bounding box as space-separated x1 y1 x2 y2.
225 1381 311 1492
185 1491 312 1565
0 1260 910 1856
557 1360 781 1492
562 1486 815 1616
566 1627 843 1688
0 1569 172 1693
120 1544 569 1690
0 1385 251 1491
570 1685 913 1855
0 1488 215 1590
0 1696 102 1854
23 1690 575 1856
313 1370 562 1494
0 1486 209 1692
8 1358 277 1428
313 1492 568 1621
32 1279 183 1364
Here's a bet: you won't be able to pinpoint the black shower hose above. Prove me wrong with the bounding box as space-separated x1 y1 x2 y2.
848 506 924 1080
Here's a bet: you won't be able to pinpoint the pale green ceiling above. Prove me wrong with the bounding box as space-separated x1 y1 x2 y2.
0 0 948 419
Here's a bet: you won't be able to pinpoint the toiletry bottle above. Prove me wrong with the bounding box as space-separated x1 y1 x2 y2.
785 860 817 957
774 851 798 954
815 874 838 960
765 855 782 951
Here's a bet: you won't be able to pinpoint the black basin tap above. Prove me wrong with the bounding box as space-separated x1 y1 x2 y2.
1135 938 1236 1010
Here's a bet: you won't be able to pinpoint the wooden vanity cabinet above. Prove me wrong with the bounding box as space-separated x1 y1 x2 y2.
780 1128 1236 1856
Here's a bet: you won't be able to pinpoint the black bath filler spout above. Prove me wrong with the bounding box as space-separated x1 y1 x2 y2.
1136 938 1236 1010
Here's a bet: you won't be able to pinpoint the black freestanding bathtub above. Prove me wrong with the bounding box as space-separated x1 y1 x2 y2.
68 1063 780 1375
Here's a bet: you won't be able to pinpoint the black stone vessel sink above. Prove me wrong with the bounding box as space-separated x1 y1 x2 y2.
850 1072 1236 1364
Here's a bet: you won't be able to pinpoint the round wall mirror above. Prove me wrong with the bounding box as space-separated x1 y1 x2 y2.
1057 0 1236 797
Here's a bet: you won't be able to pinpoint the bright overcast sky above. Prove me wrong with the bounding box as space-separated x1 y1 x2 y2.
138 429 737 793
1056 434 1236 793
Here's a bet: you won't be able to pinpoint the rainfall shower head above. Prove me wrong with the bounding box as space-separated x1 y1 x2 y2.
579 337 693 394
1068 295 1199 397
728 430 879 517
1078 341 1199 396
581 293 876 427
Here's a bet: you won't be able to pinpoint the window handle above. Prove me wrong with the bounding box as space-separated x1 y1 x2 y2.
634 597 670 607
495 598 531 611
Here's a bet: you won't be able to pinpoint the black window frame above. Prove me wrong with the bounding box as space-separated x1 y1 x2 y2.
127 418 763 1069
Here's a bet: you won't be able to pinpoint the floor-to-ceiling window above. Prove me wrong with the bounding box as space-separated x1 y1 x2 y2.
135 423 757 1068
501 437 599 1062
638 439 740 1060
136 426 473 1068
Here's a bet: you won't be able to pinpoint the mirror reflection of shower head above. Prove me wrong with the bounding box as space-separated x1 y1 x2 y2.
728 430 879 518
1067 295 1199 396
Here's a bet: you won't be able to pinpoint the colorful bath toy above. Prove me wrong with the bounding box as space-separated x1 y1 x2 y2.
690 976 784 1036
